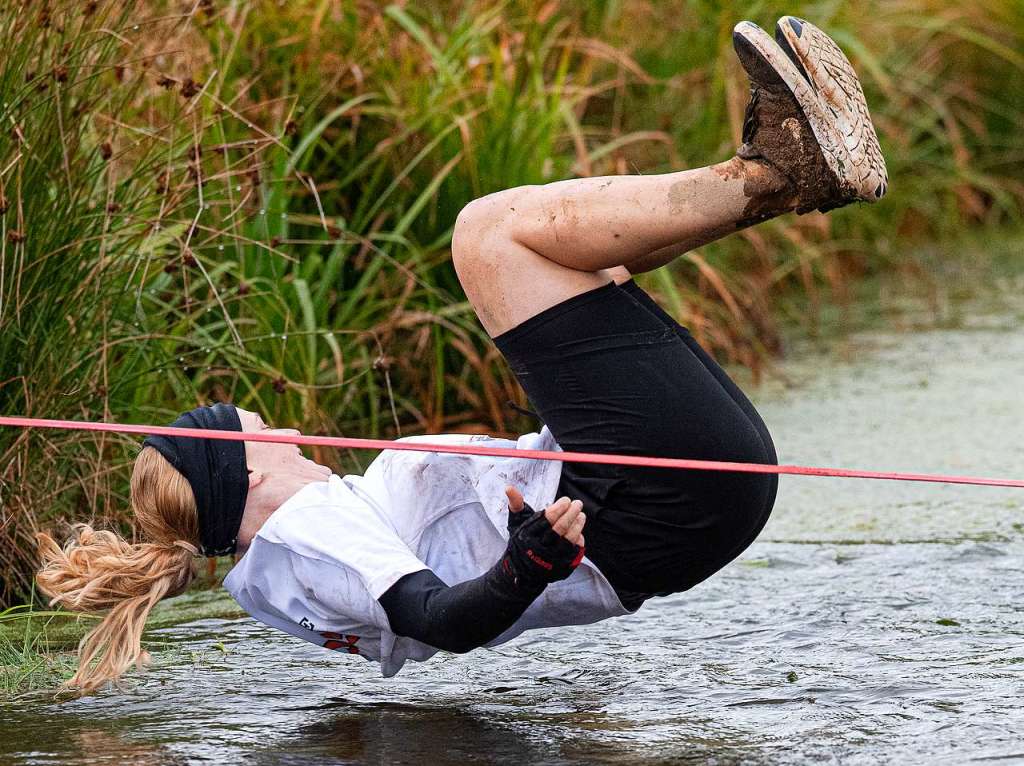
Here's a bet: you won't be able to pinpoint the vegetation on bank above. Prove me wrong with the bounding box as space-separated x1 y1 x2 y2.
1 586 242 698
0 0 1021 607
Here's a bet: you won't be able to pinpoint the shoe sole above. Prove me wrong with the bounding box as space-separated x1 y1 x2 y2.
775 16 888 201
733 21 856 202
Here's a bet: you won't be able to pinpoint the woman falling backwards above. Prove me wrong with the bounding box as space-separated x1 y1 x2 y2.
37 17 887 693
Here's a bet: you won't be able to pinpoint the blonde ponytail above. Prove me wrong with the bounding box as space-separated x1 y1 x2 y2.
35 447 201 694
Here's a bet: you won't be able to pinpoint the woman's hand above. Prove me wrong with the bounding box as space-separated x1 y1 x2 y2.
505 486 585 547
499 486 586 587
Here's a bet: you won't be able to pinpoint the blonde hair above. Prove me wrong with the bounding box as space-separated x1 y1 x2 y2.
36 446 200 694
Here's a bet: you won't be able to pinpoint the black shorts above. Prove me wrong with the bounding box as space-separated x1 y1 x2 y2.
493 280 778 610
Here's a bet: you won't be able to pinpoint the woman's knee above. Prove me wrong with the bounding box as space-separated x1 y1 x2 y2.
452 186 536 261
453 193 514 294
451 189 607 337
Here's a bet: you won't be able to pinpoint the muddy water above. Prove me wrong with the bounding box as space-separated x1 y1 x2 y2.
3 307 1023 764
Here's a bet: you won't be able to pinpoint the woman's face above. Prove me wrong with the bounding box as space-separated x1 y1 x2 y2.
235 408 332 483
233 408 332 552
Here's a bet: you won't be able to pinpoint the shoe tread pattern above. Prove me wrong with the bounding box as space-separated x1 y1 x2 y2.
778 17 888 200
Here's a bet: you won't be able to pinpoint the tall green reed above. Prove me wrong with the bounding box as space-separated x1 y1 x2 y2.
0 1 158 601
165 1 600 443
0 1 290 600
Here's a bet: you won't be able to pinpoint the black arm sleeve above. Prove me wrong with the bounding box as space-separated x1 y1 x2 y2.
378 564 544 654
378 501 585 654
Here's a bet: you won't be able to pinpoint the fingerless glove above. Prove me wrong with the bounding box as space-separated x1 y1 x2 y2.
500 500 586 588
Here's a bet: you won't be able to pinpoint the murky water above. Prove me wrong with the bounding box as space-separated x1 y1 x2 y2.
3 303 1023 764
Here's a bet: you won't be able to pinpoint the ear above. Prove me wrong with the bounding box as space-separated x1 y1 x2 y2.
247 469 265 490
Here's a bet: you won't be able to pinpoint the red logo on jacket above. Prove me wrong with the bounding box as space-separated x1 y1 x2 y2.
320 631 361 654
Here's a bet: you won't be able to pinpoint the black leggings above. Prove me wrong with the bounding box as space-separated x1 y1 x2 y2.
493 280 778 609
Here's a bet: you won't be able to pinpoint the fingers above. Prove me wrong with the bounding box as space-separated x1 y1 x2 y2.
544 496 570 525
545 497 585 545
505 485 525 513
565 511 586 547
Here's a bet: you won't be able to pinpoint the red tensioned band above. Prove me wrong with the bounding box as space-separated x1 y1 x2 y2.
1 415 1022 489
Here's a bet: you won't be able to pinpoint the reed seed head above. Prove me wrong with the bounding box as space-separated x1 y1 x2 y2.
180 78 202 99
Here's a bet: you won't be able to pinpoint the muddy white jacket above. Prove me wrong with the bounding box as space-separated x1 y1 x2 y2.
222 427 628 676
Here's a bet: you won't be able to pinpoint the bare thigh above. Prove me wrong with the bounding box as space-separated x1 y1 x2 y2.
452 190 620 338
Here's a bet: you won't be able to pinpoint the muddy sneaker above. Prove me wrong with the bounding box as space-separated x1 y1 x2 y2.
732 19 887 213
774 16 888 203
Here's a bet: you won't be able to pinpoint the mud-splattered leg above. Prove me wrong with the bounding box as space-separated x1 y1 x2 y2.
615 158 799 275
452 157 796 336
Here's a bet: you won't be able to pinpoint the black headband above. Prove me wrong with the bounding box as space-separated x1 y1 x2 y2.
142 403 248 557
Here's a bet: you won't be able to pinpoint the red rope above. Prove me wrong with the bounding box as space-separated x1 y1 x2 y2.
1 415 1022 488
